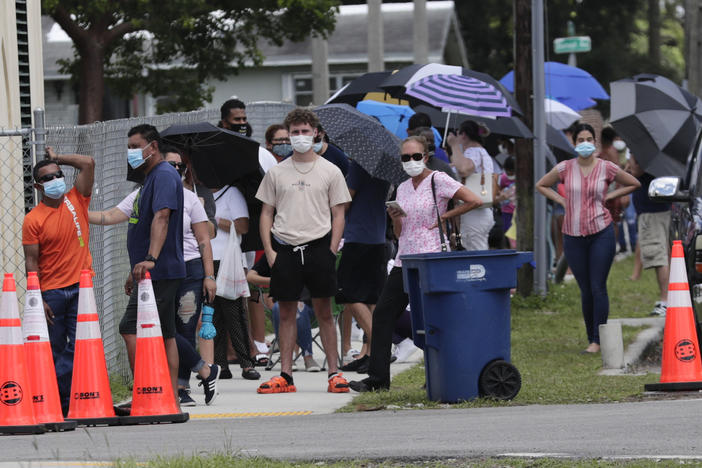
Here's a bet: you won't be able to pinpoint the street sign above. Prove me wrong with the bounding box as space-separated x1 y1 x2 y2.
553 36 591 54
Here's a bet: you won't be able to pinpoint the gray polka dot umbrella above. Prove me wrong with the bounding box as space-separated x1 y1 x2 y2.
314 103 407 186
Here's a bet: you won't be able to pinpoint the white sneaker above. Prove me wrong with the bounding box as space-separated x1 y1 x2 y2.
304 357 321 372
394 338 419 363
651 301 667 317
350 319 364 342
254 340 269 354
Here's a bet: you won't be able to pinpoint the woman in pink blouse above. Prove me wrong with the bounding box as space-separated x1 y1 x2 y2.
349 135 482 392
536 123 640 354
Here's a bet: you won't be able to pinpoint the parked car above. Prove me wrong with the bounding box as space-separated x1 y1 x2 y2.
649 128 702 325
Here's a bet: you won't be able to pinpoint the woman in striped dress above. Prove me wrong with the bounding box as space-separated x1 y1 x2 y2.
536 123 640 353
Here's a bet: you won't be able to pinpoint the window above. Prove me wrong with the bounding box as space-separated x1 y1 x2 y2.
292 73 363 106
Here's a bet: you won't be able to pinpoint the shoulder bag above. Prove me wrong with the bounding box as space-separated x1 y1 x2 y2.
464 151 494 208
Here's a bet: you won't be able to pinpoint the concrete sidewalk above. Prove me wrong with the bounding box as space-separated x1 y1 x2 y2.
181 337 424 418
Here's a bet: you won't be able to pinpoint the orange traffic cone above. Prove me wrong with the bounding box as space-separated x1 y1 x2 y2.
121 272 188 424
645 240 702 391
22 272 76 431
0 273 45 434
66 270 119 425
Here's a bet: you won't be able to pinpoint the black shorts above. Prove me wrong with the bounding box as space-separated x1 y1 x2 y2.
119 278 182 339
336 243 387 304
269 233 337 302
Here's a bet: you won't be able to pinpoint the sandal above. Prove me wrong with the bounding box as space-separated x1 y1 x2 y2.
257 376 296 394
255 353 269 367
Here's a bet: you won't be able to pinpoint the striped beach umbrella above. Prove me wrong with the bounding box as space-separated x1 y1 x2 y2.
405 74 512 118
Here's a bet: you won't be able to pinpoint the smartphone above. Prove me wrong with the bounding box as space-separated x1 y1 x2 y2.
385 201 407 217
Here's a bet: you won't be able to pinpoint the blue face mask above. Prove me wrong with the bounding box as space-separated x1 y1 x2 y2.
127 142 152 169
42 177 66 199
272 143 292 157
312 141 323 153
574 142 596 158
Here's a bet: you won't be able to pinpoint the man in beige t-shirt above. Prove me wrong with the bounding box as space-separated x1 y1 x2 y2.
255 108 351 394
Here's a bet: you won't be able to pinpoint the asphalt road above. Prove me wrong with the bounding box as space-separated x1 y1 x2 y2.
3 398 702 463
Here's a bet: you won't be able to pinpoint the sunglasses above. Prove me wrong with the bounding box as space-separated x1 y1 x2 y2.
37 171 64 183
401 153 424 162
167 161 185 170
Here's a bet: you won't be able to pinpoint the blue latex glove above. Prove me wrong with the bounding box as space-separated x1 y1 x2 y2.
199 304 216 339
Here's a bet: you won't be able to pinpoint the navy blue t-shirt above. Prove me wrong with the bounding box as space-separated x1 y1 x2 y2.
321 144 350 176
632 173 671 214
344 160 390 244
127 161 185 280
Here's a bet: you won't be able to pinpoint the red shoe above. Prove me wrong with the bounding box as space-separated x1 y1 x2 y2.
257 376 296 394
327 373 350 393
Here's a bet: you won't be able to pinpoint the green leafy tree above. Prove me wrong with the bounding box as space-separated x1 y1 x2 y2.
43 0 339 123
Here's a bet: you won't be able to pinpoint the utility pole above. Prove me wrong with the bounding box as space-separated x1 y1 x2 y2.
368 0 384 72
311 36 329 105
413 0 429 64
686 0 701 96
514 0 534 296
532 0 547 296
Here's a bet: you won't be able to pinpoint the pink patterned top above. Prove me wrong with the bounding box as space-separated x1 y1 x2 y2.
557 158 620 237
395 171 463 266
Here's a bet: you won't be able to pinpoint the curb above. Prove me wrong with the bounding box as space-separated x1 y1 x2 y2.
598 317 665 376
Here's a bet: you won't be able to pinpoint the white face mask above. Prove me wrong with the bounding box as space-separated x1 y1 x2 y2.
290 135 314 153
402 160 425 177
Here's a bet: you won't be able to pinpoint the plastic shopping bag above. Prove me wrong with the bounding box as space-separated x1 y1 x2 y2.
215 226 250 300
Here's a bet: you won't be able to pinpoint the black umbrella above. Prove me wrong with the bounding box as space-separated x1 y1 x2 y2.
161 122 264 251
414 105 533 139
161 122 260 189
610 74 702 178
314 104 406 185
414 104 575 157
325 71 397 106
381 63 522 115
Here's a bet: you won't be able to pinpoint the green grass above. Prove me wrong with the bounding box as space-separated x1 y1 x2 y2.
343 256 663 411
110 374 132 403
113 454 702 467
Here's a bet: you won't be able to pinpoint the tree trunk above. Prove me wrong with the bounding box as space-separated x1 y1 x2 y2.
77 38 106 124
648 0 661 65
514 0 534 297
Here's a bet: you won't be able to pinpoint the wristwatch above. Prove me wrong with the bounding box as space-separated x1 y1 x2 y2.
144 254 158 263
205 275 216 281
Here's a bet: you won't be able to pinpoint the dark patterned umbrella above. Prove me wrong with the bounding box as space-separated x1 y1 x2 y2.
314 104 406 185
610 74 702 178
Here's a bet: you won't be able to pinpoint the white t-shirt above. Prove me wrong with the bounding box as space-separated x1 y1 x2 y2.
211 185 249 260
117 188 208 262
259 147 278 173
463 146 495 174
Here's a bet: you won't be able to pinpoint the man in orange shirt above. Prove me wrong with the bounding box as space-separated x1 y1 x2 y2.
22 147 95 416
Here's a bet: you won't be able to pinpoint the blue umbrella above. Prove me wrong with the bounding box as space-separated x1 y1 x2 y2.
356 100 414 138
356 100 443 145
500 61 609 111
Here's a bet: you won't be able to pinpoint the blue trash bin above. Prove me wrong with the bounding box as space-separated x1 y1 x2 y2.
401 249 533 403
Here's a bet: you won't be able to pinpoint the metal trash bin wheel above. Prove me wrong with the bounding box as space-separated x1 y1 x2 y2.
478 359 521 400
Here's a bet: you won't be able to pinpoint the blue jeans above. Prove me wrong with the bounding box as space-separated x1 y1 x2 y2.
272 302 313 356
176 259 206 386
563 223 616 344
43 283 79 413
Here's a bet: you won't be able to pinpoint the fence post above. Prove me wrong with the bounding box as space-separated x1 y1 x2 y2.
33 107 45 161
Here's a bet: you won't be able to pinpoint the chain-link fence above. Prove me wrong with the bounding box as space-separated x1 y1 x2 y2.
2 101 294 378
0 127 33 299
